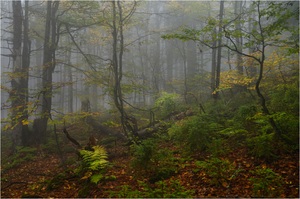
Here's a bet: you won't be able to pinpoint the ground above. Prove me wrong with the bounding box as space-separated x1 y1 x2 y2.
1 136 299 198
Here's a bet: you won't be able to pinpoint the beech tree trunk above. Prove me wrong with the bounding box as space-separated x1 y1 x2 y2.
10 1 23 150
214 0 224 99
21 0 31 146
33 1 59 144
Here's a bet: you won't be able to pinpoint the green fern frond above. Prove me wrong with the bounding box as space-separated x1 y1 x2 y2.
90 174 103 184
79 145 108 171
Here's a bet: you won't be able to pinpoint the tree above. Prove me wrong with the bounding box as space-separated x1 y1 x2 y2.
162 1 298 137
8 0 32 149
214 0 224 99
111 1 139 141
32 1 60 144
20 0 31 145
10 1 24 149
222 1 298 137
234 1 243 74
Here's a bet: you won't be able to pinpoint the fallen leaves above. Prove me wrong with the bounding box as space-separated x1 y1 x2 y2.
1 143 298 198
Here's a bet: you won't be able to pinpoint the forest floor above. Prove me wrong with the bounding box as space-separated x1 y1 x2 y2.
1 135 299 198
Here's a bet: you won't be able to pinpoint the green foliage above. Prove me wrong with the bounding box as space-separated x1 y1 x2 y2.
234 105 257 126
247 133 276 161
207 138 229 157
272 112 299 150
269 83 299 114
131 139 156 170
108 180 194 198
195 158 241 187
78 145 109 184
168 115 219 152
218 127 249 146
249 167 283 197
46 173 66 191
108 184 140 198
90 173 103 184
2 146 37 171
250 112 273 134
130 138 179 182
267 81 299 150
155 92 181 119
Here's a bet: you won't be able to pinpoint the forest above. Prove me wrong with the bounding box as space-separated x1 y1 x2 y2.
0 0 299 198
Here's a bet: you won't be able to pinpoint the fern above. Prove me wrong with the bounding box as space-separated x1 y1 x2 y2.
79 145 108 184
90 174 103 184
80 146 108 171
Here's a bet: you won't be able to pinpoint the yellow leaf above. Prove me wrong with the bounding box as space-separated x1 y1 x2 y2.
22 119 29 125
81 171 92 180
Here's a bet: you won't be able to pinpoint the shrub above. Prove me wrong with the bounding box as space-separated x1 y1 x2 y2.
207 138 229 157
195 157 241 187
218 127 249 146
143 180 194 198
269 83 299 114
249 167 283 197
2 146 38 171
130 138 178 182
247 133 276 161
130 138 156 171
155 92 182 119
233 104 257 129
108 180 194 198
272 112 299 151
168 115 216 153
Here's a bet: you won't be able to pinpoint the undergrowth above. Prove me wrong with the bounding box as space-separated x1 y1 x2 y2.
107 179 194 198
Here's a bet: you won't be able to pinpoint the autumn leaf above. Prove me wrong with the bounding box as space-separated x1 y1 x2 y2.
222 182 228 188
22 119 29 125
81 171 92 180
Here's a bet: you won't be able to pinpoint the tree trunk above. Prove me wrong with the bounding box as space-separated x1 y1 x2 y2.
235 1 243 74
165 39 174 92
111 1 139 141
33 1 59 144
211 27 217 97
10 1 23 150
214 0 224 99
21 0 31 146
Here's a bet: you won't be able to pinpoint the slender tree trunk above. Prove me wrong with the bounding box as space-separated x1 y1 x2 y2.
66 39 73 113
248 4 257 77
255 2 281 137
10 1 23 150
165 39 174 92
111 1 138 141
21 0 31 146
211 27 217 96
214 0 224 99
33 1 59 144
235 1 243 74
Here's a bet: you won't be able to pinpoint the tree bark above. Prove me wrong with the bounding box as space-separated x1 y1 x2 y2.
10 1 23 150
214 0 224 99
21 0 31 146
211 27 217 96
33 1 60 144
235 1 243 74
111 1 139 141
